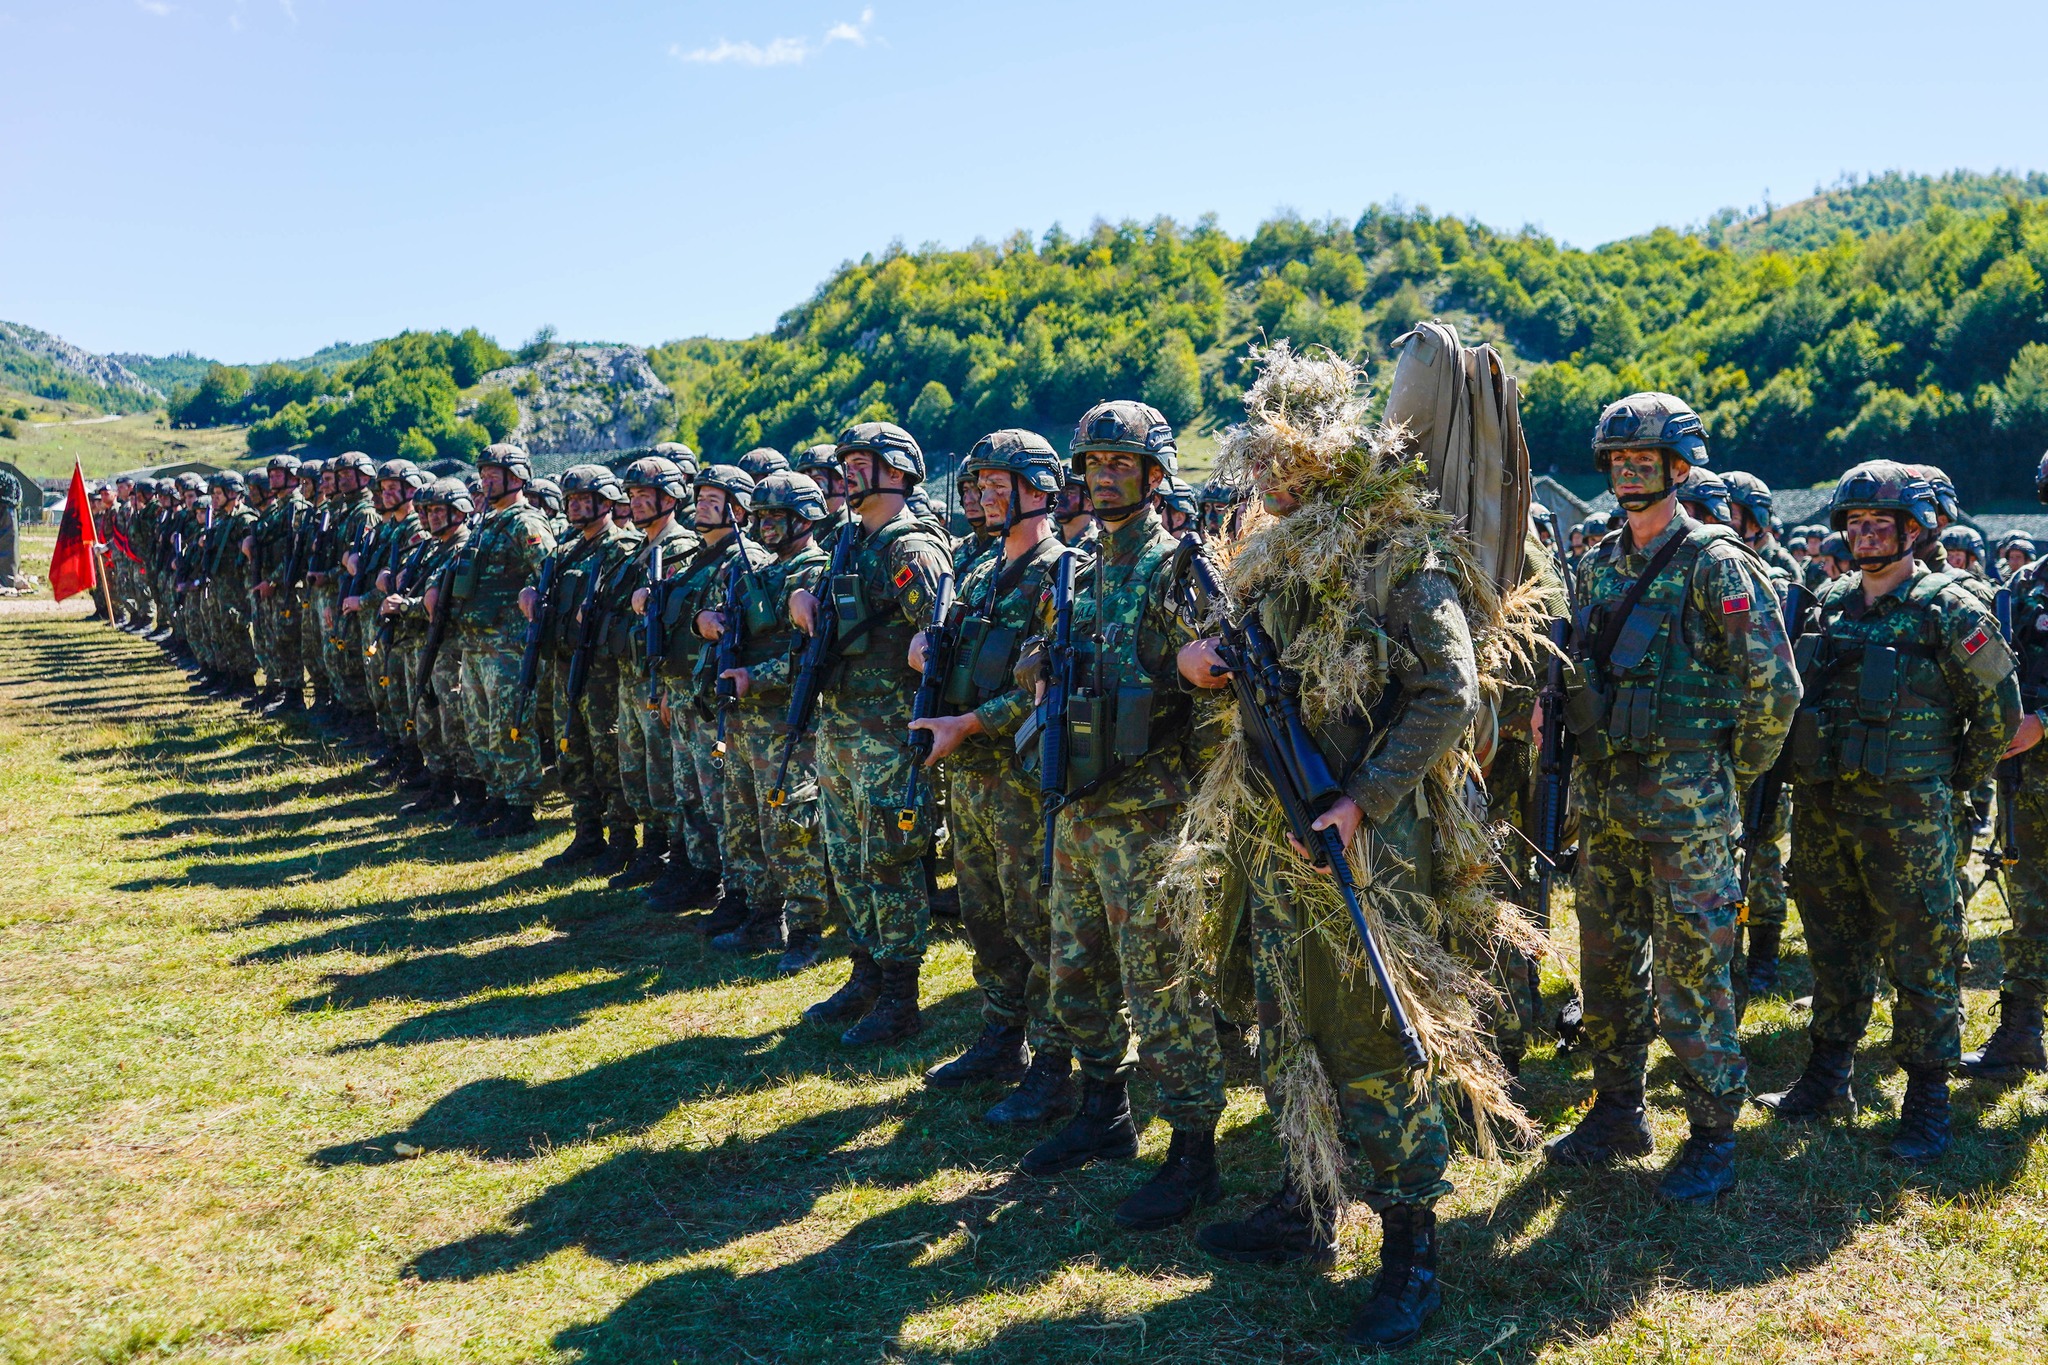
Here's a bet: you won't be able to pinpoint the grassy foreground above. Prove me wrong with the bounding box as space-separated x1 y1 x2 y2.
1 619 2045 1364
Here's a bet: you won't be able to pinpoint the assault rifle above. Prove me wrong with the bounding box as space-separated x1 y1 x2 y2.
643 541 669 711
1177 535 1428 1071
1034 548 1079 887
374 539 432 688
769 519 859 807
564 556 607 706
710 546 750 770
1993 585 2021 894
896 571 957 830
509 554 559 742
1532 616 1574 930
413 554 455 708
1737 580 1813 916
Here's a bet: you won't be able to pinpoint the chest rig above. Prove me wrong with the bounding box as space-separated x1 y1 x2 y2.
1789 569 1963 783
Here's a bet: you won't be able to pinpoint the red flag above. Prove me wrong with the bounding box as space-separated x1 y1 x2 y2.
49 459 101 602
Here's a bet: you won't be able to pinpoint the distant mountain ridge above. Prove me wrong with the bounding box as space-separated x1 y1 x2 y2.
0 321 162 412
1709 169 2048 253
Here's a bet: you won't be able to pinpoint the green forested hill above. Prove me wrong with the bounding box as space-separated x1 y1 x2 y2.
685 174 2048 504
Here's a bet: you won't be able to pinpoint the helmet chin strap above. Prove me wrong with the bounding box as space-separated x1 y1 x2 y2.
1610 453 1674 512
1852 515 1919 570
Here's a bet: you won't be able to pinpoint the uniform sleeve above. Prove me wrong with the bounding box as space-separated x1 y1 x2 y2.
889 534 954 630
1700 544 1802 790
1941 592 2022 792
1344 568 1480 825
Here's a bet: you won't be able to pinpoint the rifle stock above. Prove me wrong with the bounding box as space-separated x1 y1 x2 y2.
509 555 558 741
896 571 957 830
769 520 858 807
711 548 748 770
643 542 668 711
565 557 606 705
1995 586 2021 883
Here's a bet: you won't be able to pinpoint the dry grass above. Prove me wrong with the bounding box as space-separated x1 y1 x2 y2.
1 617 2045 1363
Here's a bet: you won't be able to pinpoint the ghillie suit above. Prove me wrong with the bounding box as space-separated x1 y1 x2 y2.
1161 341 1549 1213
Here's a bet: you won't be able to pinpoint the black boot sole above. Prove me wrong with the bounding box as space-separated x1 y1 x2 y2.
1019 1132 1139 1178
924 1060 1030 1091
1114 1179 1222 1231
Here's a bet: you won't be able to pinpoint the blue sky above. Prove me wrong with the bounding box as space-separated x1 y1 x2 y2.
4 0 2046 363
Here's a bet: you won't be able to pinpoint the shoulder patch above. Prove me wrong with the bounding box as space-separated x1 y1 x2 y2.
1722 591 1752 615
894 564 915 590
1963 626 1990 655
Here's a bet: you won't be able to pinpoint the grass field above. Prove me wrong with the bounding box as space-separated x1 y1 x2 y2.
0 390 249 483
2 618 2045 1363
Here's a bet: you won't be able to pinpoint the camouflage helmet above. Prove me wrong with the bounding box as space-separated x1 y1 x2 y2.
478 443 533 482
1157 475 1199 515
694 463 756 513
1719 470 1773 524
737 447 789 481
376 458 431 494
1591 391 1708 469
134 477 159 496
752 470 829 524
296 457 324 482
113 474 135 490
1531 501 1557 531
1198 478 1249 508
1938 524 1986 563
1998 529 2035 557
835 421 926 485
175 472 205 494
1821 531 1850 562
1912 464 1962 522
208 470 247 495
1069 399 1178 476
265 452 302 477
963 428 1064 495
559 463 626 507
331 450 376 480
906 485 940 522
423 476 475 517
1676 468 1731 524
794 443 843 479
1828 459 1941 535
526 476 563 514
651 441 699 479
622 454 690 501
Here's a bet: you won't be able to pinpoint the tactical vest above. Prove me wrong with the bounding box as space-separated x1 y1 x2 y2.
2011 561 2048 713
825 516 946 700
943 538 1062 711
1567 523 1745 762
1058 532 1189 795
1788 569 1967 784
543 534 610 655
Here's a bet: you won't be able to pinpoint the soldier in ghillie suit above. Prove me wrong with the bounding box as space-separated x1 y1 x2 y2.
1760 462 2019 1163
789 421 955 1047
1161 346 1544 1350
1548 392 1801 1202
908 431 1077 1121
1963 450 2048 1084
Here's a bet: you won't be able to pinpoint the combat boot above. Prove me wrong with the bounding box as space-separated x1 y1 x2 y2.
1019 1077 1139 1177
1889 1066 1952 1165
401 772 455 814
984 1049 1077 1127
1961 993 2048 1082
924 1024 1029 1090
612 828 666 889
270 689 307 716
1656 1123 1737 1203
840 959 922 1048
712 903 787 955
1345 1204 1441 1350
805 948 882 1024
1543 1087 1654 1167
592 823 636 878
776 925 823 975
245 684 279 712
453 788 501 828
697 886 749 938
1755 1042 1859 1120
398 746 432 789
1197 1168 1337 1266
640 849 698 909
481 804 537 839
1745 924 1783 995
543 819 608 870
1113 1125 1221 1230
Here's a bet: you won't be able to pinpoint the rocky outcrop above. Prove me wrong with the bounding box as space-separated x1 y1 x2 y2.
0 321 164 402
462 345 673 459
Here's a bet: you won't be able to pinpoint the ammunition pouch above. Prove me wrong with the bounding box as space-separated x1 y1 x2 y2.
830 572 870 659
942 617 1021 709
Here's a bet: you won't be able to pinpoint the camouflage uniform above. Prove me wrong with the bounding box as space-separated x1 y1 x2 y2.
1993 557 2048 1006
301 494 340 700
1565 509 1800 1129
404 522 478 783
1788 562 2018 1068
325 487 379 713
610 519 698 839
250 489 306 692
545 519 643 833
201 496 261 678
364 509 425 741
451 496 556 807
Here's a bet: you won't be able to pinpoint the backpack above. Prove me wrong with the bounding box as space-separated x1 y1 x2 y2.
1383 319 1531 598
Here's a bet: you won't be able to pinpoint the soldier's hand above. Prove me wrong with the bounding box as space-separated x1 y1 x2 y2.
908 629 930 674
658 699 672 727
379 596 404 619
518 585 539 621
789 588 820 635
256 581 275 599
376 569 393 593
424 585 438 616
719 666 751 698
1289 796 1364 861
631 586 649 613
341 595 362 615
696 609 726 641
343 551 360 575
911 712 981 765
2007 712 2045 758
1177 638 1232 688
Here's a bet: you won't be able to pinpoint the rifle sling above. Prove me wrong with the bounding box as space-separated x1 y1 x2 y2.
1587 526 1689 675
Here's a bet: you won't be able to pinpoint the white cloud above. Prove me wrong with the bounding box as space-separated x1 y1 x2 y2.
135 0 173 15
675 8 875 68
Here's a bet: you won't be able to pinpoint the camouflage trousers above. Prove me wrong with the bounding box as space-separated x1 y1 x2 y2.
110 552 146 620
668 700 724 878
1576 825 1748 1128
460 634 546 805
1481 734 1543 1063
1744 785 1792 931
1050 801 1226 1130
366 622 412 742
206 586 258 675
1791 777 1962 1067
953 758 1067 1051
1249 793 1451 1208
314 586 368 709
1994 774 2048 1003
723 707 830 927
263 589 304 689
413 640 478 779
300 587 329 694
615 672 673 828
551 655 630 828
817 699 929 966
152 571 177 635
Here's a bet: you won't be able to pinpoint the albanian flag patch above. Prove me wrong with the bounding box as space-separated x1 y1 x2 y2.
894 565 915 590
1964 627 1990 655
1721 593 1752 615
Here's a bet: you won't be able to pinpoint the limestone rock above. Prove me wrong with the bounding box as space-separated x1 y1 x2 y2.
462 346 674 461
